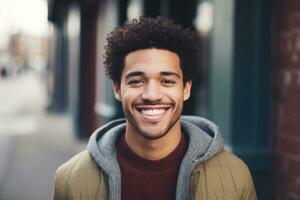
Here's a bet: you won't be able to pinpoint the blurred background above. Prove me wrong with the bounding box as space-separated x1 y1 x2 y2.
0 0 299 199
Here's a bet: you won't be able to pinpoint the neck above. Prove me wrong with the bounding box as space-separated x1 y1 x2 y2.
125 121 182 160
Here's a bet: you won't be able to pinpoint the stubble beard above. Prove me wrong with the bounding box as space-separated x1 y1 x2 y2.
124 102 183 140
134 115 180 140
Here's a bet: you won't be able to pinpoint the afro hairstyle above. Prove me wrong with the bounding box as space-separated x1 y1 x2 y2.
104 16 201 84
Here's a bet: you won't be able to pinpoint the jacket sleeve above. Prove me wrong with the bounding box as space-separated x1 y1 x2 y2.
241 166 257 200
51 168 65 200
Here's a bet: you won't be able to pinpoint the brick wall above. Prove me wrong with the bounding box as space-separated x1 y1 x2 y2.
272 0 300 199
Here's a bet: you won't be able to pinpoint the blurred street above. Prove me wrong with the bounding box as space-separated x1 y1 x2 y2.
0 72 84 200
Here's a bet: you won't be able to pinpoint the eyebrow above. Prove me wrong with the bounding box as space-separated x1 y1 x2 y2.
125 71 145 80
125 71 181 80
160 71 181 79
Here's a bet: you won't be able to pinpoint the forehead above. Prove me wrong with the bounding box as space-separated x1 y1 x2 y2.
122 49 182 77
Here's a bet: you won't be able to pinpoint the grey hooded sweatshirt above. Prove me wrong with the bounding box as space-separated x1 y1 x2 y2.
87 115 224 200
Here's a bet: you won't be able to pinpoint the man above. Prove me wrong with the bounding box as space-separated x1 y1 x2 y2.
52 16 257 200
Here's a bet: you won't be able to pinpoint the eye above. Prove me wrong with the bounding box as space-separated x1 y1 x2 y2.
161 79 176 86
127 79 144 86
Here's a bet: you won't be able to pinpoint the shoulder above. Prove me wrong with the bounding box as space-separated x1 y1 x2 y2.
55 150 103 183
205 149 249 170
56 150 98 174
192 150 257 199
52 150 106 199
198 150 253 184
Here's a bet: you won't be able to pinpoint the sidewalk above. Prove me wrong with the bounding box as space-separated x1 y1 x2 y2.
0 112 85 200
0 72 85 200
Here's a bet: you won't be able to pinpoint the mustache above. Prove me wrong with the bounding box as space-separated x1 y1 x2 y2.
133 100 174 106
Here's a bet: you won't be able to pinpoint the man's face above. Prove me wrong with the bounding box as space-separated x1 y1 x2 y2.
113 49 191 140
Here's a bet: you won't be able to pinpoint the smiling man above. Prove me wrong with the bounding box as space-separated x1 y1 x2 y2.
52 17 257 200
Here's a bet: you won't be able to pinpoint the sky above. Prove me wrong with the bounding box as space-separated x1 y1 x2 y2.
0 0 48 48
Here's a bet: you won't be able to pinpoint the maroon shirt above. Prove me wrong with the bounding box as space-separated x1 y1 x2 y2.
116 134 188 200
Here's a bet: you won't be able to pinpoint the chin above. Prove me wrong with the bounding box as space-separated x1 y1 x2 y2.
136 121 176 140
139 130 168 140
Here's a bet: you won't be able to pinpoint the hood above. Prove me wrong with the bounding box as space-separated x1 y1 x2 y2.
180 115 224 163
87 116 223 169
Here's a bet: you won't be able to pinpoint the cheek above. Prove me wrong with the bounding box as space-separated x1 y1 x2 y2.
120 89 142 103
166 88 185 101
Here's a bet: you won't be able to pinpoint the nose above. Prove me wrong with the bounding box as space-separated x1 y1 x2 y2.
141 80 162 102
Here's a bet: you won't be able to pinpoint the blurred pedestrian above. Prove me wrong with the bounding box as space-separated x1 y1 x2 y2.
1 65 8 78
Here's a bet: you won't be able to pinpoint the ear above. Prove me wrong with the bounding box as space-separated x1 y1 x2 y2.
112 82 122 101
183 80 192 101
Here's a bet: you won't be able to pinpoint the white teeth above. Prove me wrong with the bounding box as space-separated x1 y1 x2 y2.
141 109 165 116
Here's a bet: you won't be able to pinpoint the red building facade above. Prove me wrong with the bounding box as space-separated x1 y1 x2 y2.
272 0 300 199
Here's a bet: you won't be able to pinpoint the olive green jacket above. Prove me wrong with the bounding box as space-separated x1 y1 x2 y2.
52 150 256 200
52 117 257 200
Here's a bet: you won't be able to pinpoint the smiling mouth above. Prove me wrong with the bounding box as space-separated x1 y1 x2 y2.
134 105 172 121
141 108 166 115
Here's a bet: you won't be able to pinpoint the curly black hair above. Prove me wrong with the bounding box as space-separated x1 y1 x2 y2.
104 16 201 84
